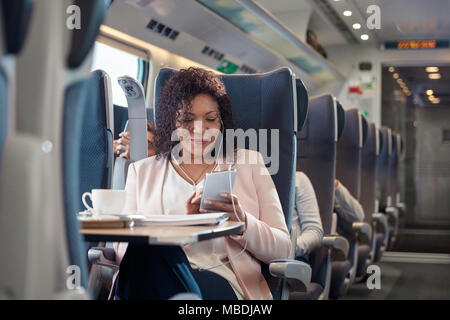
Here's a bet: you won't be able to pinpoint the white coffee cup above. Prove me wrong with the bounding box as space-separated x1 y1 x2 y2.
82 189 126 215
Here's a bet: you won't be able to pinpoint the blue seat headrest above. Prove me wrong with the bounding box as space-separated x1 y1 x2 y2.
360 122 378 223
376 127 392 206
388 130 400 200
336 109 362 200
113 104 154 140
296 79 308 132
0 66 7 170
336 101 346 141
361 115 368 147
297 93 338 233
67 0 112 68
1 0 34 54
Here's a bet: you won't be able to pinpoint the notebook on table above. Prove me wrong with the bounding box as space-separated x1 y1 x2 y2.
134 213 229 226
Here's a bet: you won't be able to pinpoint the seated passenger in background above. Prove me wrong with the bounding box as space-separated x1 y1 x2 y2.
334 179 365 234
113 120 156 159
113 67 291 300
291 172 323 261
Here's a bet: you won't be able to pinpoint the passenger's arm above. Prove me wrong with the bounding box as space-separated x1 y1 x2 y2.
229 152 291 263
334 182 365 223
114 132 131 159
294 173 323 256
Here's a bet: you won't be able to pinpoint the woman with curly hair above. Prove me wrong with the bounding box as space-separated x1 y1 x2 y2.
113 67 290 300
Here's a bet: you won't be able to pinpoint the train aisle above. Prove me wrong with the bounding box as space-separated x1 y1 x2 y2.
343 254 450 299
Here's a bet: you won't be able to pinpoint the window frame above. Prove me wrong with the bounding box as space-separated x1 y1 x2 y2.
95 34 152 96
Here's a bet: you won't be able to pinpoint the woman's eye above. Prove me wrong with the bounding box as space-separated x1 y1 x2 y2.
181 118 194 123
206 118 217 122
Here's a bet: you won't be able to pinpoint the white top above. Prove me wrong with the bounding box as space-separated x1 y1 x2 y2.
334 182 365 223
162 161 245 299
291 172 324 257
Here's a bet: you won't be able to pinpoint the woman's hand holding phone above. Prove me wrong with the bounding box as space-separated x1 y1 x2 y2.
185 188 203 215
199 192 245 220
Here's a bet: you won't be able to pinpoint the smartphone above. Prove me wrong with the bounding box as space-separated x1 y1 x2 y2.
200 170 237 211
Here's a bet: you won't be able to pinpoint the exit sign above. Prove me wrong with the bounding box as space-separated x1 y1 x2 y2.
217 59 239 74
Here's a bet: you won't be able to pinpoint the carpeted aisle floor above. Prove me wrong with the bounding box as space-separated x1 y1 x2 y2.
342 261 450 300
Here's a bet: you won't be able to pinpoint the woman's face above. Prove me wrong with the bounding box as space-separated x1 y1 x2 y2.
175 93 222 160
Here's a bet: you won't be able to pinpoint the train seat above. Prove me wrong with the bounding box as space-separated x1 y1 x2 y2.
330 108 372 299
89 67 307 300
330 108 360 299
373 127 392 261
0 0 34 179
356 120 380 280
89 76 150 298
291 94 349 300
64 70 114 209
63 70 112 295
386 131 401 249
113 104 154 140
0 67 7 172
268 77 311 299
0 0 111 299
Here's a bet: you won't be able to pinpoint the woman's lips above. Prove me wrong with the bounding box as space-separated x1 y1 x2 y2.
191 138 210 145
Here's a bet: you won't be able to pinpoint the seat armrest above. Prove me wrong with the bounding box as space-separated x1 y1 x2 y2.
373 213 388 232
323 236 349 260
269 259 312 292
373 213 390 248
352 222 372 244
88 247 118 268
385 206 398 217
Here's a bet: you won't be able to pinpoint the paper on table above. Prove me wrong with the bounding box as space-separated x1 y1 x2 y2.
134 212 229 226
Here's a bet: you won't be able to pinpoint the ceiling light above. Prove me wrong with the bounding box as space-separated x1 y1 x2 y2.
353 23 361 30
429 73 441 79
343 10 352 17
426 90 434 95
428 95 435 101
361 34 369 40
393 73 399 79
426 67 439 73
388 67 395 72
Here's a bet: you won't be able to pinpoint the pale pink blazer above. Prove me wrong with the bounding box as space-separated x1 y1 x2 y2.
113 149 291 300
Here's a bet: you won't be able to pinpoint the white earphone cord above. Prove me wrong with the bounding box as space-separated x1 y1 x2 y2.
197 163 248 272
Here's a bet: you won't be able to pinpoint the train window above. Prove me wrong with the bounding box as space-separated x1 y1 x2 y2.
91 40 149 107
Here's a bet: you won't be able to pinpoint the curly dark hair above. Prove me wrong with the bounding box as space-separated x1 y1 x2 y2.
154 67 235 159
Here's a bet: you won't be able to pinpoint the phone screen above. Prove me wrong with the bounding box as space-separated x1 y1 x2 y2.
200 170 236 211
